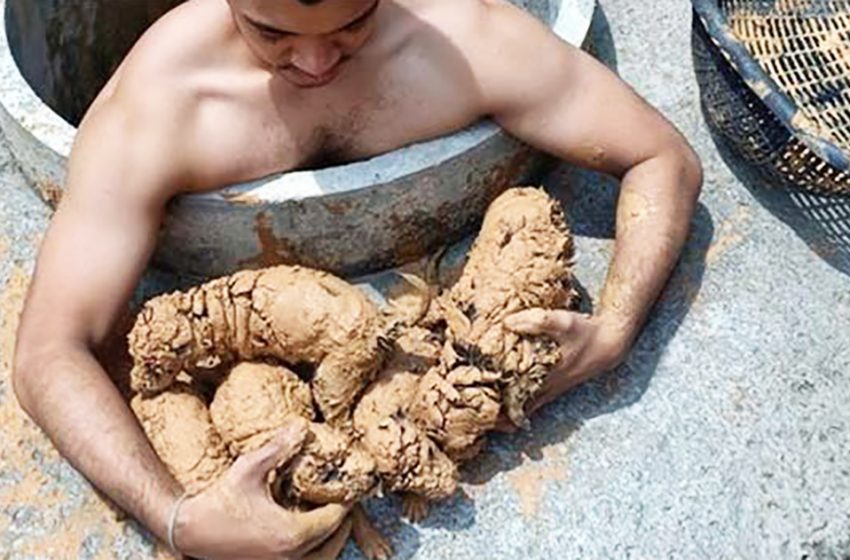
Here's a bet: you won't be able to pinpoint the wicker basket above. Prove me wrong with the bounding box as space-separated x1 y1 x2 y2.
692 0 850 195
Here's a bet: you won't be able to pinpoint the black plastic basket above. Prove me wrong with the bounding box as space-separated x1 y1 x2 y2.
692 0 850 195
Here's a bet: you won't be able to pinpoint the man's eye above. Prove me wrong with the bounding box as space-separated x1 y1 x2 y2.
259 29 284 41
344 21 367 32
343 17 372 34
251 24 291 41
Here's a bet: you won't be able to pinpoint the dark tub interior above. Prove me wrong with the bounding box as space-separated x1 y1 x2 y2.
6 0 184 125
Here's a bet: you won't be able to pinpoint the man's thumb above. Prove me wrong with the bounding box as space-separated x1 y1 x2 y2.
504 309 561 336
238 417 309 482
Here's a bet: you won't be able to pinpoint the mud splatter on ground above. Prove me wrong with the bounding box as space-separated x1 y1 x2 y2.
706 205 752 265
506 445 570 519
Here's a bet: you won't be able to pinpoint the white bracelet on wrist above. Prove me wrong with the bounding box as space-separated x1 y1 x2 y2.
167 492 191 557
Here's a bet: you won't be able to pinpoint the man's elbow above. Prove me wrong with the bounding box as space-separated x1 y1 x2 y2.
12 345 44 418
672 140 703 203
12 340 73 419
640 138 703 208
630 136 703 203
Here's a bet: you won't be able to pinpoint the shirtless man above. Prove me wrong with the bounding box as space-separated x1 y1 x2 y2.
12 0 702 558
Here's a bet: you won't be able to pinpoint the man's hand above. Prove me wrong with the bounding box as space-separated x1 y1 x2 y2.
504 308 628 415
175 418 352 560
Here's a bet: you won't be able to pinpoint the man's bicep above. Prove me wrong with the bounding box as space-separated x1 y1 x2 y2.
20 107 178 351
482 6 682 177
28 187 161 347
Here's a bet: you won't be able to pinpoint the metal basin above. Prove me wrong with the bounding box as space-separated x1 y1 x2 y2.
0 0 595 277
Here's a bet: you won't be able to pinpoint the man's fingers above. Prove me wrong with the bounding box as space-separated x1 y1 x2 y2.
504 308 575 339
233 416 309 483
291 502 352 554
302 518 353 560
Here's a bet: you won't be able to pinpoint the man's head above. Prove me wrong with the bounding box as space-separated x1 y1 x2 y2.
228 0 381 88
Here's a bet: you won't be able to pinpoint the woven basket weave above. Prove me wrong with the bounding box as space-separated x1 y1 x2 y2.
692 0 850 195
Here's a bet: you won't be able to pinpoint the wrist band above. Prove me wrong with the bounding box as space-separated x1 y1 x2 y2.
167 492 191 557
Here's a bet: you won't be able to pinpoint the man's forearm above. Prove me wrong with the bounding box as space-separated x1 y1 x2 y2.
597 146 702 349
13 345 181 541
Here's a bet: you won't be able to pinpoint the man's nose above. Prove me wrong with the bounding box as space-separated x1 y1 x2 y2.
290 38 342 76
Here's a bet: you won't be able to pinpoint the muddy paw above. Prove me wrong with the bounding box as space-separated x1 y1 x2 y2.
401 493 430 524
352 504 393 560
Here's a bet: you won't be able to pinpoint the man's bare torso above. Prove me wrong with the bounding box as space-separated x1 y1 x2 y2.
93 0 488 193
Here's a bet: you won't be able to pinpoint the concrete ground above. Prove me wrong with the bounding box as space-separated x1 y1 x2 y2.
2 0 850 558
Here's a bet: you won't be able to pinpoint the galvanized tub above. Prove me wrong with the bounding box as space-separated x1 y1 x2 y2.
0 0 595 277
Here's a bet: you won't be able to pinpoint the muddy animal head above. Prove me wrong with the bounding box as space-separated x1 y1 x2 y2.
281 424 379 505
128 299 195 394
412 365 502 461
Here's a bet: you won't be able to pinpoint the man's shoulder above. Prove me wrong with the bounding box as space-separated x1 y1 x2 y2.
82 1 238 152
104 0 233 109
402 0 549 61
73 3 230 191
405 0 526 30
405 0 576 118
402 0 493 32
